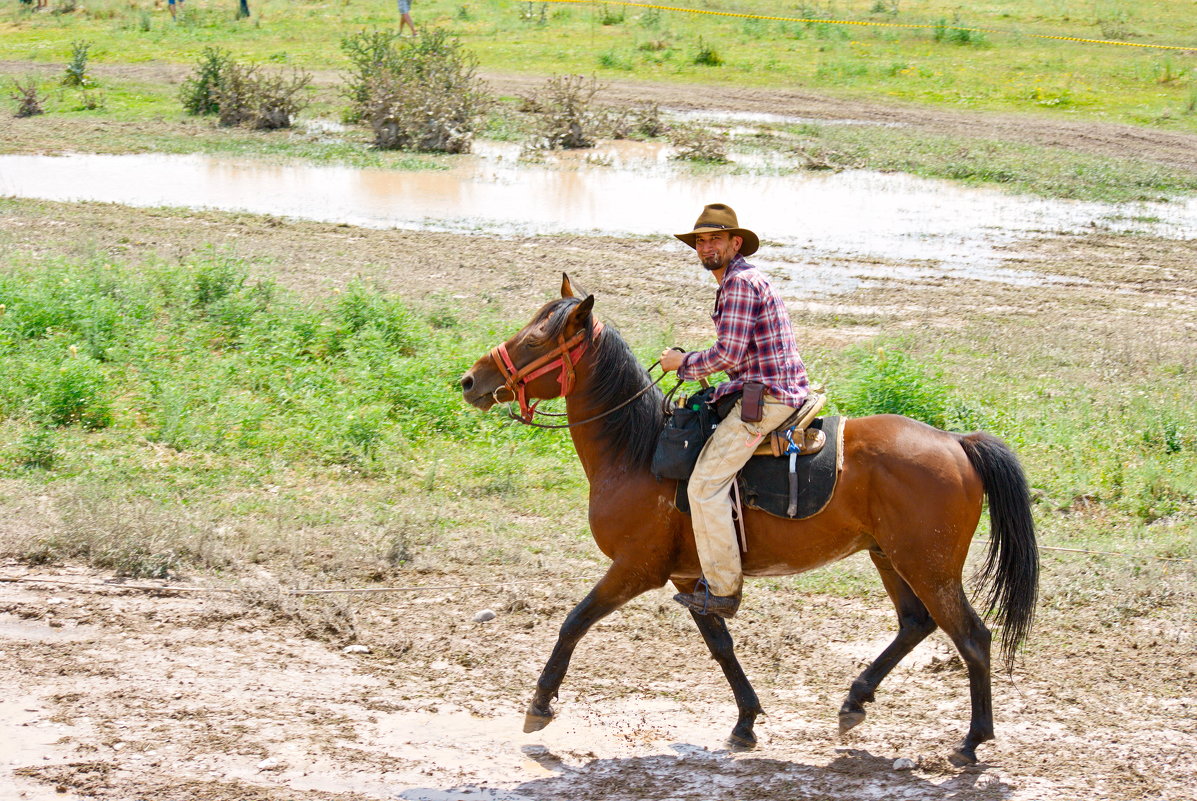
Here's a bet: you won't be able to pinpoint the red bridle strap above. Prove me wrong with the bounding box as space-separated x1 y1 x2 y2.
489 319 604 422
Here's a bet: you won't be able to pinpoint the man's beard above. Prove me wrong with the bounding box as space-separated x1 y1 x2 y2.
700 254 726 272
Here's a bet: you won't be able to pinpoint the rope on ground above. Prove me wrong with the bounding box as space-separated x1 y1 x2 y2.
971 540 1191 563
543 0 1197 52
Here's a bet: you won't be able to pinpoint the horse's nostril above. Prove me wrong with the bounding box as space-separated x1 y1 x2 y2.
461 374 474 393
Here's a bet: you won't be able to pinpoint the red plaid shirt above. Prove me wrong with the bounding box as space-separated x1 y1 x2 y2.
677 255 809 408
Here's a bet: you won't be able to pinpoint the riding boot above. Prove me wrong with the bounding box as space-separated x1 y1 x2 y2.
674 578 741 619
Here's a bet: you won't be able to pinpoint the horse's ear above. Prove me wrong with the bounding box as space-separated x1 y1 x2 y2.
568 295 595 328
562 273 590 299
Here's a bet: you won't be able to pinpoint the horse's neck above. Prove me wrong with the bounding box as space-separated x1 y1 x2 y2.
564 392 614 483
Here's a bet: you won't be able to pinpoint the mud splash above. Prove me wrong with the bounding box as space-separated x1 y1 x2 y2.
2 147 1194 292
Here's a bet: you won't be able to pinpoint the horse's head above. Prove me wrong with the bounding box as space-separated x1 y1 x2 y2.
461 274 600 420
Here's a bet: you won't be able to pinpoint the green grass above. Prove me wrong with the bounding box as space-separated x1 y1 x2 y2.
1 0 1196 131
1 249 1191 581
783 122 1197 202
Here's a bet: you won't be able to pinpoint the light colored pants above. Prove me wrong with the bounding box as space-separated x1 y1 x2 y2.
688 396 797 597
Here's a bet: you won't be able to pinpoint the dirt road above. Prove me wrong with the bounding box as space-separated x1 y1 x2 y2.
2 554 1193 801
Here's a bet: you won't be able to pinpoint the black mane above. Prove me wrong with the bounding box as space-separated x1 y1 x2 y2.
537 298 665 469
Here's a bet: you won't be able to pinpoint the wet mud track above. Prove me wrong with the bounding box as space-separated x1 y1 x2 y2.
2 564 1193 801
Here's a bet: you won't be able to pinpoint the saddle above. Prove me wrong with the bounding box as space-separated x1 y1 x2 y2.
667 389 845 522
751 391 828 458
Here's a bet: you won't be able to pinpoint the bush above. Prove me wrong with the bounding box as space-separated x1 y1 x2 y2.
528 74 604 149
668 124 729 162
836 347 952 428
62 40 93 87
35 356 114 430
180 46 233 116
340 29 403 123
215 62 311 130
694 37 723 66
361 30 491 153
19 429 59 470
10 78 45 118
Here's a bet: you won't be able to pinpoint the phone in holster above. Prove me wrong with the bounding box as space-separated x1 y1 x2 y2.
741 381 766 424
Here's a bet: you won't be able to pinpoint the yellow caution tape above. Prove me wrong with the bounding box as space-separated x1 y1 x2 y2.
541 0 1197 51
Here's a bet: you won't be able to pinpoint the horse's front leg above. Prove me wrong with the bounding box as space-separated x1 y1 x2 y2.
525 561 661 733
680 587 763 750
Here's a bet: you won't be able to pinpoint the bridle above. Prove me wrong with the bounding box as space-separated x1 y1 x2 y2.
489 319 606 423
487 319 670 429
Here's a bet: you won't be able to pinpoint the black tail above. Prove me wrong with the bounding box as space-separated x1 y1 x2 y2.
958 432 1039 669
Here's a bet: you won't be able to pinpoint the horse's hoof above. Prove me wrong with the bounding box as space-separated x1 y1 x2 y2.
523 711 554 733
838 710 866 735
948 748 977 767
726 730 757 752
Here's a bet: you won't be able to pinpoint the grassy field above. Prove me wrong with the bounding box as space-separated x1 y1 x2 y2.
1 0 1195 130
0 210 1191 586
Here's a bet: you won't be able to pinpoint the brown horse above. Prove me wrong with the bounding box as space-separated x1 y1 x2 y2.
460 276 1038 766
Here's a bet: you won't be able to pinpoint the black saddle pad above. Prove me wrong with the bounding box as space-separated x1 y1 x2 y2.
674 416 843 521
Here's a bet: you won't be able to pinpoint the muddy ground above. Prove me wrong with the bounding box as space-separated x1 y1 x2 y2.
2 192 1195 800
1 75 1196 800
1 552 1193 801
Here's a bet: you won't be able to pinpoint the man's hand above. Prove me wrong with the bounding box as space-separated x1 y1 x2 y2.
660 348 685 373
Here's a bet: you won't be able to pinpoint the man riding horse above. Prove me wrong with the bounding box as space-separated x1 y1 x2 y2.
660 203 811 619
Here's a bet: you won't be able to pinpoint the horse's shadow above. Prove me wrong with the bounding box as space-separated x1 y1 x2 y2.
395 743 1013 801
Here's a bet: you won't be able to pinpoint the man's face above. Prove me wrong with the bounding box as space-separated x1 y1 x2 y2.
694 231 742 272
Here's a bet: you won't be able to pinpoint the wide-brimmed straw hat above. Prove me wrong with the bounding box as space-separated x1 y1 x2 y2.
674 203 759 258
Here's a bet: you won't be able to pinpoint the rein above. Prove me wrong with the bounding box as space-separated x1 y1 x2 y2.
488 318 666 430
505 362 668 430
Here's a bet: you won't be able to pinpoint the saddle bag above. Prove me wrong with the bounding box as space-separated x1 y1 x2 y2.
651 385 725 481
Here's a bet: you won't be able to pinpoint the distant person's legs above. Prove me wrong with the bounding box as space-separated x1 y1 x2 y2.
398 0 416 35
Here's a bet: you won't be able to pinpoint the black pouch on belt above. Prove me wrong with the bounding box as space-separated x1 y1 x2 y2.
741 381 765 424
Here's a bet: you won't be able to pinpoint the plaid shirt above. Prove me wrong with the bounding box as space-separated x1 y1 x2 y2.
677 255 809 408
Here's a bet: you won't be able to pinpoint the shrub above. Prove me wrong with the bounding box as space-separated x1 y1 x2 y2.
836 347 951 428
934 19 987 46
633 101 666 137
180 47 233 116
35 356 114 430
77 89 105 111
19 429 59 470
598 4 624 25
528 74 603 149
214 62 311 129
358 30 491 153
694 37 723 66
10 78 45 118
667 124 729 162
62 40 93 87
340 29 403 123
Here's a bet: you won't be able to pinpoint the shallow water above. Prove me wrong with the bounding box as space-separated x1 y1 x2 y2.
2 144 1193 294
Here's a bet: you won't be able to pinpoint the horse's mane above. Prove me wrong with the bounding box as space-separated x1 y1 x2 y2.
536 298 665 469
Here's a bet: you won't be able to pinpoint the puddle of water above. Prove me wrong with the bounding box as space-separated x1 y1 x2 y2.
667 108 900 128
2 150 1193 294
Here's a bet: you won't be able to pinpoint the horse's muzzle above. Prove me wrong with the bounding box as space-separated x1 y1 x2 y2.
460 369 498 410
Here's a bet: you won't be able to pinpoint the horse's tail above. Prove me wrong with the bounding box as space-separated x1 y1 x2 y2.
957 432 1039 670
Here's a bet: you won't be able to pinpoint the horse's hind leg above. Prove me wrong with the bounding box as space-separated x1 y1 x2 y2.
897 570 994 765
839 549 938 734
525 561 660 734
685 602 763 750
